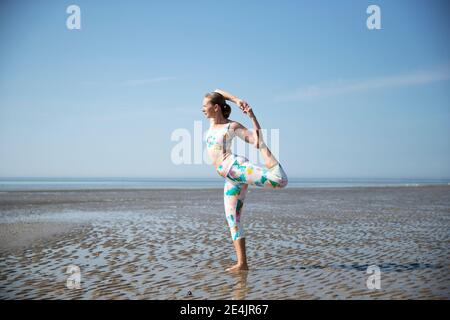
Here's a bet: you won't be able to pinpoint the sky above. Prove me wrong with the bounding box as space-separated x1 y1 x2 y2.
0 0 449 179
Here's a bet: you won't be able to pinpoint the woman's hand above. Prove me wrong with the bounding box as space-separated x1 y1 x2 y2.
236 99 254 117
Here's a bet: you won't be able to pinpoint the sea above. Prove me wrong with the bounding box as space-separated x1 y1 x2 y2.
0 177 449 191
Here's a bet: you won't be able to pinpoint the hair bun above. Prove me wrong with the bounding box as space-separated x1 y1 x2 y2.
222 103 231 119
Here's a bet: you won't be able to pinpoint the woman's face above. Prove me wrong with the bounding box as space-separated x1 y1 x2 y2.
202 98 218 118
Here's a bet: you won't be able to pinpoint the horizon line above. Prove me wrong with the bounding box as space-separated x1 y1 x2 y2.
1 176 449 181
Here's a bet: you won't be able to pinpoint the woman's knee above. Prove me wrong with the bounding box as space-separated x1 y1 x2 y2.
278 176 288 188
268 176 288 188
267 165 288 189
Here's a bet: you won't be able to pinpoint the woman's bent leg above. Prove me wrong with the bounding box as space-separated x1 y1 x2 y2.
226 156 288 189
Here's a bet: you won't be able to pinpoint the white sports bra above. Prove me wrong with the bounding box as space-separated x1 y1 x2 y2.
206 122 235 154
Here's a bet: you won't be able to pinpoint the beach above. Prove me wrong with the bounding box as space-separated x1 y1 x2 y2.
0 185 449 299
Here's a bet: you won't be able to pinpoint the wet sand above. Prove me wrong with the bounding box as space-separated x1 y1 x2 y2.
0 186 449 299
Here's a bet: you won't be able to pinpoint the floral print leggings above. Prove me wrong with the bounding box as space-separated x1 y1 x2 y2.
221 154 288 241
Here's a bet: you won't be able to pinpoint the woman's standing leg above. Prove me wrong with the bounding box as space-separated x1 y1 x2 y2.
224 179 249 271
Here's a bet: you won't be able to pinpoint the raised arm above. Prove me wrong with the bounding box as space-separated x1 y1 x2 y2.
214 88 239 104
214 88 265 148
214 88 251 114
233 106 266 150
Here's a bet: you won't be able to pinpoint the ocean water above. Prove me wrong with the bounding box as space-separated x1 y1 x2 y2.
0 177 449 191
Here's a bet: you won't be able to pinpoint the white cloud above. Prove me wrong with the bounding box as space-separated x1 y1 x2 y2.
275 66 450 102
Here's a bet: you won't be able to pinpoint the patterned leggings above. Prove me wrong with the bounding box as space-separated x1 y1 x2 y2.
221 154 288 241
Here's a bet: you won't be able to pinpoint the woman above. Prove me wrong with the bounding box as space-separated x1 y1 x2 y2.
202 89 288 272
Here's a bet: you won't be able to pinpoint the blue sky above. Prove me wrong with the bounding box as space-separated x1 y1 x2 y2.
0 0 449 179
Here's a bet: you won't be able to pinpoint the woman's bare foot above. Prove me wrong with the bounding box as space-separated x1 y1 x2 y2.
225 263 249 272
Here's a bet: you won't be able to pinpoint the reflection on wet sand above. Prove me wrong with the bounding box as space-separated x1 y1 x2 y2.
229 271 249 300
0 186 449 299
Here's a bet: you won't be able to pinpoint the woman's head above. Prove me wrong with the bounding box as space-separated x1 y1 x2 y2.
202 92 231 119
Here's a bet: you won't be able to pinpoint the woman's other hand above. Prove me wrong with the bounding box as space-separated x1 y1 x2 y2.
236 99 253 116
